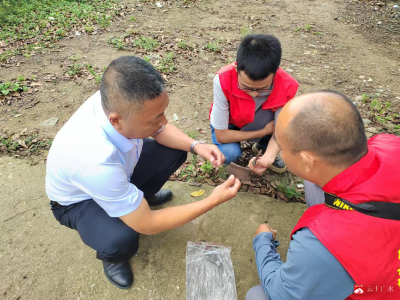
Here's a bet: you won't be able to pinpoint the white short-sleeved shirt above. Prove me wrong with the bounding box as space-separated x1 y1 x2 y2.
45 91 144 217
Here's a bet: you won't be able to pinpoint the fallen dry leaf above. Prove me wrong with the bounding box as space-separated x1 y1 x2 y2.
190 190 205 197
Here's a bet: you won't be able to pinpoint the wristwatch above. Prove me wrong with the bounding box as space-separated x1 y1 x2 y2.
190 140 205 154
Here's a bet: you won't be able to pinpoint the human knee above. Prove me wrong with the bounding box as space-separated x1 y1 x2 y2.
220 144 242 164
98 230 140 263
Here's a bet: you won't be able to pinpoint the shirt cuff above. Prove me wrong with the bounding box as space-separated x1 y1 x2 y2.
253 232 275 250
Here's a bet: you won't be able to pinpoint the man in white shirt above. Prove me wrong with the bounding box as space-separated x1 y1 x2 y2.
46 56 241 289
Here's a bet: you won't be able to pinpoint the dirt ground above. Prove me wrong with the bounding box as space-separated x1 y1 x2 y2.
1 0 399 299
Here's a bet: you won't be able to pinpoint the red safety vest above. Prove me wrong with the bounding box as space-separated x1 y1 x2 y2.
209 63 299 129
291 134 400 300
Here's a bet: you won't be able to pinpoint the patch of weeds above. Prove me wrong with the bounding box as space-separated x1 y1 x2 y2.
200 161 213 175
157 52 177 74
85 26 95 34
67 64 84 76
304 24 312 31
277 181 303 201
86 65 102 85
204 42 222 53
240 25 251 37
69 55 80 61
1 132 53 156
366 97 399 126
178 40 189 50
314 31 323 36
293 27 302 32
107 36 127 50
130 16 136 22
361 93 370 103
0 81 29 96
135 36 159 51
186 130 198 140
0 0 123 63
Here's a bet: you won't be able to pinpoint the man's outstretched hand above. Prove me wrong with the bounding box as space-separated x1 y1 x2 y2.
194 143 225 168
210 175 241 204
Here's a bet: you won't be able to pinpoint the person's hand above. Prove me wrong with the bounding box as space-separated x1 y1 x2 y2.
255 223 277 240
248 154 274 175
194 143 225 167
257 120 274 138
210 175 241 204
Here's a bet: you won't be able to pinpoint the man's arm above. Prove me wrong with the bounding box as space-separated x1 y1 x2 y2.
214 123 274 144
120 175 241 235
253 227 355 300
249 108 282 174
152 123 225 167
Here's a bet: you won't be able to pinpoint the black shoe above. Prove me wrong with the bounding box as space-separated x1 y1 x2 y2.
269 156 287 173
147 189 173 206
103 261 133 289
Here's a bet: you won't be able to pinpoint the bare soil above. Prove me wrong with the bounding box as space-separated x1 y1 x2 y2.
0 0 399 299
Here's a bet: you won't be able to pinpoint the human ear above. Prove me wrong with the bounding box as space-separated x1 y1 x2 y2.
300 151 315 174
109 112 123 131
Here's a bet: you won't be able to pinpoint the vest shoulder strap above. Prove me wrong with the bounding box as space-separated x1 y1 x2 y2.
324 193 400 221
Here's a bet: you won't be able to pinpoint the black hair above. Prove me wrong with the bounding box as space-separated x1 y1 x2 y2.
100 56 165 113
287 90 368 167
236 34 282 81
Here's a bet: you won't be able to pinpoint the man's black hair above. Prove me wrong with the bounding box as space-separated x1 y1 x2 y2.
287 90 368 167
100 56 165 114
236 34 282 81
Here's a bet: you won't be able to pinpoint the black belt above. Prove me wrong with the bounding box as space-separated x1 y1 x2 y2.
325 193 400 221
49 201 63 208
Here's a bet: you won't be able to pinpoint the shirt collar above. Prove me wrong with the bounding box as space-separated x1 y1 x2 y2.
93 92 134 154
323 145 377 194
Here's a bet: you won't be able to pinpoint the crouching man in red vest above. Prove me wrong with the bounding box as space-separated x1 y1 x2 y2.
247 90 400 300
209 34 299 173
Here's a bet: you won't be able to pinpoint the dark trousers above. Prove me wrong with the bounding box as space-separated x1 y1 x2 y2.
51 138 187 264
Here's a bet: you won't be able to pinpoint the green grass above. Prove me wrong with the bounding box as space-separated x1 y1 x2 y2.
0 81 29 96
240 25 251 37
277 181 303 201
157 52 176 74
0 134 53 155
107 36 127 50
178 40 189 50
204 42 222 52
134 36 159 51
0 0 121 62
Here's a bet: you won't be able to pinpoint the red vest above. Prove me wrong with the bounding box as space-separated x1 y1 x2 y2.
291 134 400 300
209 63 299 129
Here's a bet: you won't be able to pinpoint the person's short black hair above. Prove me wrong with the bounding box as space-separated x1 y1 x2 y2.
100 56 165 114
236 34 282 81
287 90 368 167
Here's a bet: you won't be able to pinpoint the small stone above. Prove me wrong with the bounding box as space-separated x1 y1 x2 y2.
308 44 318 48
40 117 58 127
385 123 396 130
368 78 373 82
366 132 373 138
359 75 365 79
377 89 384 93
366 127 378 134
156 2 163 7
286 68 294 73
324 66 330 69
362 118 371 126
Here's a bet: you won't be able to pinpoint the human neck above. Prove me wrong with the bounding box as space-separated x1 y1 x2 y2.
313 164 349 188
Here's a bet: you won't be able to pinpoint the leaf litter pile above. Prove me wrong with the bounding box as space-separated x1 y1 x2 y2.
170 142 305 203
